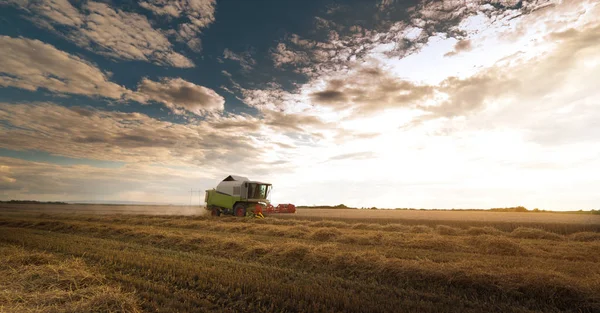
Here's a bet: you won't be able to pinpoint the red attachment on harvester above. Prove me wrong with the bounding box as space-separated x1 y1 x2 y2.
254 203 263 215
263 203 296 214
264 203 275 213
277 203 296 213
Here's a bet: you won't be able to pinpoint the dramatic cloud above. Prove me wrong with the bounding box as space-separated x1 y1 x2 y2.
0 36 224 114
0 36 128 99
422 21 600 123
2 0 195 67
265 0 559 82
1 0 599 209
309 66 435 115
246 0 598 124
140 0 216 52
136 78 225 115
0 102 310 179
0 102 260 166
223 48 256 71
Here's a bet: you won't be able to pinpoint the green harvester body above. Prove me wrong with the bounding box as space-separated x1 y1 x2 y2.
205 175 271 217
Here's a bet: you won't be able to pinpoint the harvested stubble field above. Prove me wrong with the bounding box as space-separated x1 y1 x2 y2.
1 205 599 313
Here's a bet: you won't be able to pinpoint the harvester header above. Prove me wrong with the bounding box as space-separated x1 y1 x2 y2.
205 175 295 218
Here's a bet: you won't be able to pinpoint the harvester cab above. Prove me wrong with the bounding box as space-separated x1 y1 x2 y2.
205 175 271 218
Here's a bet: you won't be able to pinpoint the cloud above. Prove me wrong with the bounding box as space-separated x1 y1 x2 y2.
140 0 216 52
223 48 256 71
253 1 598 125
267 0 560 82
432 22 600 121
206 113 261 132
76 2 194 67
377 0 396 12
427 71 516 118
220 86 235 94
0 36 224 115
262 110 328 132
444 39 473 57
328 151 376 161
274 142 295 149
223 0 598 153
240 87 303 112
136 78 225 115
0 102 262 167
309 66 435 114
0 36 127 99
311 90 347 103
2 0 195 68
271 43 310 68
0 156 218 204
2 0 599 209
10 0 84 27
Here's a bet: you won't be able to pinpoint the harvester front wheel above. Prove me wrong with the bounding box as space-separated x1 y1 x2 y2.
233 203 246 217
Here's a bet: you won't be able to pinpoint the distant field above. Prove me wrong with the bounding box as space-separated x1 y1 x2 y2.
3 204 599 224
3 203 598 233
0 203 204 215
287 207 600 223
1 204 599 312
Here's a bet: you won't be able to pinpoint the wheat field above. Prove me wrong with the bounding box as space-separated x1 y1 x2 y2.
0 205 599 312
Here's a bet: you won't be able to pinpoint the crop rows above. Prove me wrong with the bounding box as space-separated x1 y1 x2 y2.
0 212 599 312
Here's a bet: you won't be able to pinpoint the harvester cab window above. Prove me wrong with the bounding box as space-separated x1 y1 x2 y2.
258 185 267 199
245 183 270 199
247 184 255 199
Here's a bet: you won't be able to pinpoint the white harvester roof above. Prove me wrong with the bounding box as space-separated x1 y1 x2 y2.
222 175 249 182
215 175 270 197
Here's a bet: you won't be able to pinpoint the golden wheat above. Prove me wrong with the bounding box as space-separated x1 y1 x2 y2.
0 208 598 312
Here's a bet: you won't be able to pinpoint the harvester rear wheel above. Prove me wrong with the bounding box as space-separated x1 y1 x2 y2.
234 203 246 217
210 207 220 216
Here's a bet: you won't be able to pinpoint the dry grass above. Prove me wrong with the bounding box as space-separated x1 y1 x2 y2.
0 244 140 313
288 208 600 224
471 235 530 256
465 226 503 236
435 225 463 236
0 208 599 313
569 232 600 242
510 227 565 240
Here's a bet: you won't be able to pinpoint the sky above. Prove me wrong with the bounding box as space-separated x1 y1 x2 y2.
0 0 599 210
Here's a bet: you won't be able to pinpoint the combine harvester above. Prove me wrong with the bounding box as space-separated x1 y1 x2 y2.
204 175 296 218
